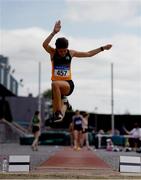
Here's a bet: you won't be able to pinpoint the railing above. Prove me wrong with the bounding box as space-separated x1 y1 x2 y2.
96 134 136 149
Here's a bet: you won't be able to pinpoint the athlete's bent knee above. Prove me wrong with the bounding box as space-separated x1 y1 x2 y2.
52 81 59 90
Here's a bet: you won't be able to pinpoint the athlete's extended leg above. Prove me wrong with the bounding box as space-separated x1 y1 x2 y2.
61 96 72 116
61 99 67 117
52 81 70 122
31 131 40 151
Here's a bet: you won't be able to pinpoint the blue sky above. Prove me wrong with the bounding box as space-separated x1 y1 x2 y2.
0 0 141 114
1 0 140 36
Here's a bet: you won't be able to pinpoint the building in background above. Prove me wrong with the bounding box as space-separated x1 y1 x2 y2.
0 55 18 95
0 54 50 128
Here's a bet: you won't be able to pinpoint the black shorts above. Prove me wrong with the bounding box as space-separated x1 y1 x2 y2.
65 80 74 96
74 125 83 131
32 125 39 133
82 128 89 133
52 80 75 99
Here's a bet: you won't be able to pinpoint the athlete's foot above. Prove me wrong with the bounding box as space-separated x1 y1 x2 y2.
77 147 81 151
87 146 91 151
35 146 38 151
53 111 64 122
31 146 36 151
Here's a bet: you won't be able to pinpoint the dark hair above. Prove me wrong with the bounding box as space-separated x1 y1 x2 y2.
75 110 79 113
134 122 139 128
35 110 39 116
55 37 68 49
83 112 89 118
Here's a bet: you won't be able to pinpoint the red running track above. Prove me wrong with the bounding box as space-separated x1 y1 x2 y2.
40 147 111 170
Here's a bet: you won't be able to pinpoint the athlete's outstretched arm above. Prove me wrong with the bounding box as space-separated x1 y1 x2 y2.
42 20 61 54
70 44 112 58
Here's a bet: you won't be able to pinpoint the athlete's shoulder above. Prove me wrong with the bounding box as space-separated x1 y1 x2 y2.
69 49 75 57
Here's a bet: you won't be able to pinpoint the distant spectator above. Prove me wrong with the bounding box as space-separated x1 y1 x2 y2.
123 123 141 150
31 110 41 151
106 138 114 151
72 110 83 151
98 129 105 135
106 129 120 135
114 129 120 136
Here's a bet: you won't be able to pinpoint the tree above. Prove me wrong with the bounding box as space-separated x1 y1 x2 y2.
42 89 52 99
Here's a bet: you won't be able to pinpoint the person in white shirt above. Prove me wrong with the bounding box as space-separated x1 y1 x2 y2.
123 123 141 150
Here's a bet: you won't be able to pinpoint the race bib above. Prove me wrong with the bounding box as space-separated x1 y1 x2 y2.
75 120 82 125
54 66 70 77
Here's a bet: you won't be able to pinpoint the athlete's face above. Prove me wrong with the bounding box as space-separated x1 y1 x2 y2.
57 48 68 57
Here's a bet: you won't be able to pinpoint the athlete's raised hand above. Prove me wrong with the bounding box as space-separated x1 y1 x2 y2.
53 20 61 34
103 44 112 50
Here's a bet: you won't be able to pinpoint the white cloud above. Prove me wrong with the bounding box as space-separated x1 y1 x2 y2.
65 0 141 25
0 27 140 114
125 16 141 28
0 27 52 96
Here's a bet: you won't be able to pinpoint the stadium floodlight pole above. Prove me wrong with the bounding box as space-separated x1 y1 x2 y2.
38 61 41 113
111 63 114 135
